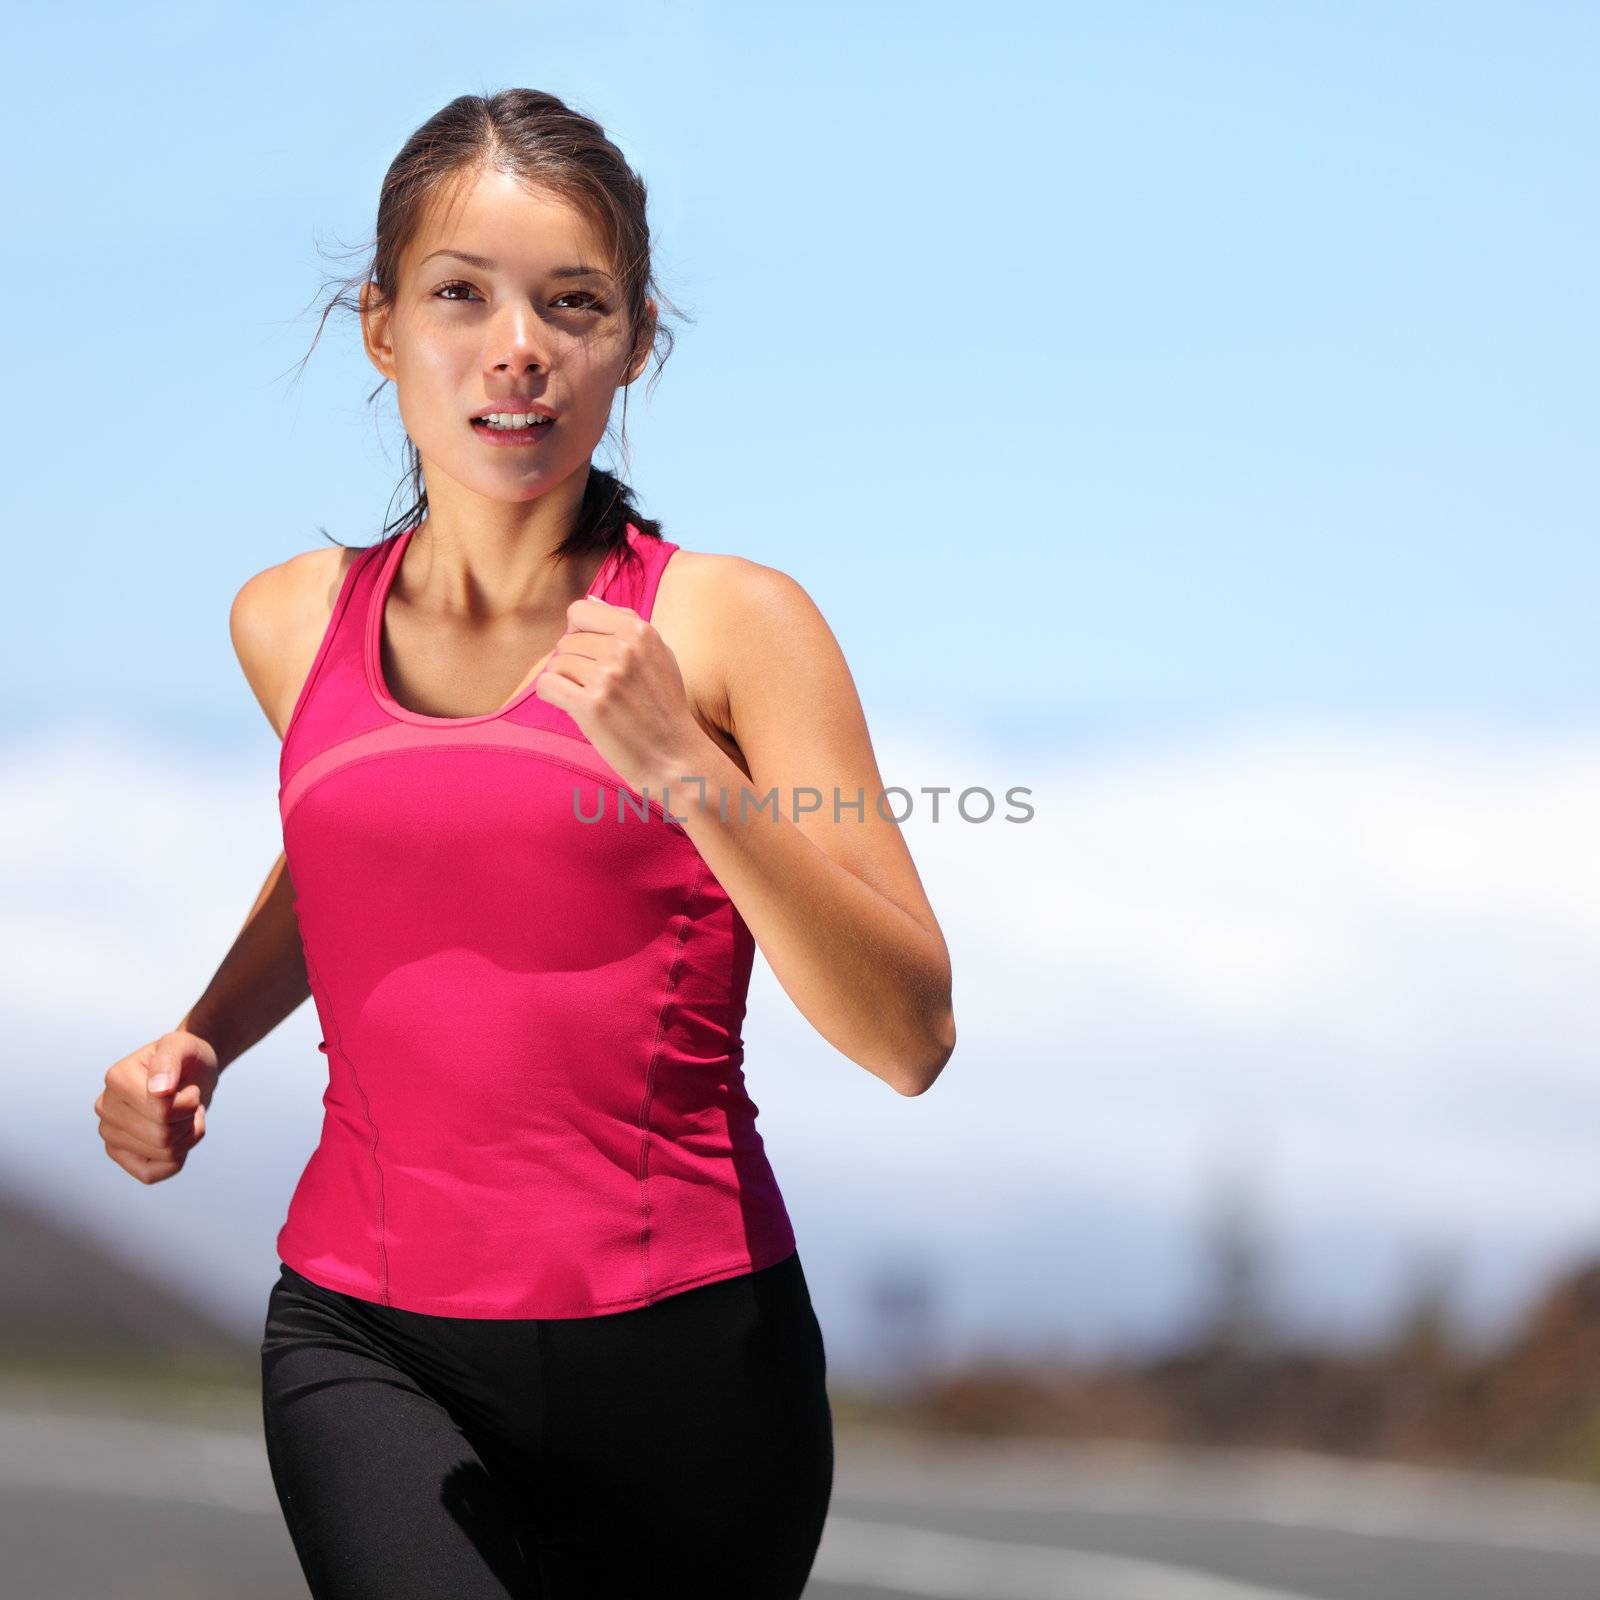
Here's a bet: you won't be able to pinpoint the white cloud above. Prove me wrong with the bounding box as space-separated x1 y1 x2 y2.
769 710 1600 1244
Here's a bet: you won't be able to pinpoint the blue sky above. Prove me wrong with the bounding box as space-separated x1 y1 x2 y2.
4 3 1597 1368
6 1 1594 747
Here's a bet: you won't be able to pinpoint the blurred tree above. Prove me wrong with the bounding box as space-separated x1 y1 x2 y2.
1389 1237 1465 1368
1194 1141 1277 1360
862 1247 941 1398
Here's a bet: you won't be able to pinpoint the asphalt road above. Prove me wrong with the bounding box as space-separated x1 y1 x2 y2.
5 1406 1600 1598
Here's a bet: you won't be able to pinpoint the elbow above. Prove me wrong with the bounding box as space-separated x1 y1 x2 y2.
894 1004 956 1097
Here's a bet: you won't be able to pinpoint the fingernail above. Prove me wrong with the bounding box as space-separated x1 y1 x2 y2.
148 1075 171 1092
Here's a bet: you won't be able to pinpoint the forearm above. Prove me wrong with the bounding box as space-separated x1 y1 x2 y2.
176 851 311 1072
651 743 955 1094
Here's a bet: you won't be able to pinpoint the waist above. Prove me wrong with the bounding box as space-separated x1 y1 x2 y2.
277 1121 798 1318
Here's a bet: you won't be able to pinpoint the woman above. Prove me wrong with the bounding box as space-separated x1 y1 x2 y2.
92 88 955 1598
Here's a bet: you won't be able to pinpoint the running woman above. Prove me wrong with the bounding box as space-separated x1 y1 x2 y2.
92 87 956 1599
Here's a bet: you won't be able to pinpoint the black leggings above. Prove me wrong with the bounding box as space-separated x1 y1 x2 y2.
259 1249 834 1598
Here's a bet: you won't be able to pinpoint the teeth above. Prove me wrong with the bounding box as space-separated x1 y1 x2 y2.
478 412 552 429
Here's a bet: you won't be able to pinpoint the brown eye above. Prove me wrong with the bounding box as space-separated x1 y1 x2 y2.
435 281 480 302
556 292 606 312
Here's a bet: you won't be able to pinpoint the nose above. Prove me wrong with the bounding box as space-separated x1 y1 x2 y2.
488 300 553 375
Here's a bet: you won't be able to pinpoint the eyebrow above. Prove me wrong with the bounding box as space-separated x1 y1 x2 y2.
419 249 613 282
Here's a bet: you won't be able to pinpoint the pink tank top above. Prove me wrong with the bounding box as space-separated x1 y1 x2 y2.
275 520 798 1317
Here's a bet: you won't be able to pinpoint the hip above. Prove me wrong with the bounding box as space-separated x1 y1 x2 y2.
262 1245 832 1494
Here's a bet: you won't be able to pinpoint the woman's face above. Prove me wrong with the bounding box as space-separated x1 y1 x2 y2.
360 166 651 504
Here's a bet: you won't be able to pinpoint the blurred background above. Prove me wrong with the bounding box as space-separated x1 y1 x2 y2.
4 2 1599 1596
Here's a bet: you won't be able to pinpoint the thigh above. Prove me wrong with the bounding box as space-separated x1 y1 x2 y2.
260 1265 541 1600
533 1250 835 1600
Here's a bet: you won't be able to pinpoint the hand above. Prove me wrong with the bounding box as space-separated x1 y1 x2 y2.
533 594 707 801
94 1030 219 1185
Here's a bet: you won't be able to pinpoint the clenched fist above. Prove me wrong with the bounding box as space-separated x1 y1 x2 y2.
94 1030 219 1185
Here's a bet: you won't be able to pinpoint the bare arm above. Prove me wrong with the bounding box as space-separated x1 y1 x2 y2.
175 849 309 1072
173 547 354 1066
96 543 355 1181
640 559 956 1097
173 544 359 1067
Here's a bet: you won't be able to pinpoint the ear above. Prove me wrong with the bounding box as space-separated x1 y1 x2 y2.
623 297 658 386
359 280 397 383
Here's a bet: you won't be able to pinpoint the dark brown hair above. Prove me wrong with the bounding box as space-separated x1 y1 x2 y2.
292 88 688 571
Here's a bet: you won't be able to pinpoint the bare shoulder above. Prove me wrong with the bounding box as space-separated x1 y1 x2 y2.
230 541 363 740
653 542 853 753
655 545 834 651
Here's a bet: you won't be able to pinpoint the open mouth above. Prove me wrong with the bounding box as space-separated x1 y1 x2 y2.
471 411 556 445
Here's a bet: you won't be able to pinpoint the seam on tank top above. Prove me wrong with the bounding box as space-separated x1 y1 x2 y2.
299 943 391 1306
279 541 384 790
634 853 708 1302
282 739 691 835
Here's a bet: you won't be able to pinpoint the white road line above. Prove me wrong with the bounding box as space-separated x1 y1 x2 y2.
833 1431 1600 1557
814 1515 1322 1600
